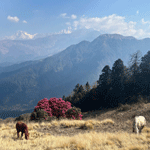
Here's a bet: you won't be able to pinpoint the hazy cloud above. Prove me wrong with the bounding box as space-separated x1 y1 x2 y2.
60 13 68 18
58 27 72 34
23 20 27 23
141 18 150 25
60 13 77 19
71 14 77 19
7 15 19 22
136 10 139 14
4 30 37 40
66 22 71 26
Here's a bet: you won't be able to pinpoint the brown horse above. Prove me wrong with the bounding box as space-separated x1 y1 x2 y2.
16 122 29 140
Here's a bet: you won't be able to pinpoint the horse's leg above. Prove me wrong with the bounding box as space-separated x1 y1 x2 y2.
17 131 20 138
21 132 23 137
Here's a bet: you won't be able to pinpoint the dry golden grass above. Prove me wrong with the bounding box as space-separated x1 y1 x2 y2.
0 118 149 150
1 100 150 149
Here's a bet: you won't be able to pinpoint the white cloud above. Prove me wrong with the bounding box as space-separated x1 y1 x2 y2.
73 21 79 30
7 15 19 22
70 14 150 39
23 20 27 23
60 13 68 18
58 27 72 34
60 13 77 19
136 10 139 14
71 14 77 19
141 18 150 25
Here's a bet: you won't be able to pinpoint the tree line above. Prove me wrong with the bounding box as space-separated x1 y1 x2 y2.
62 50 150 112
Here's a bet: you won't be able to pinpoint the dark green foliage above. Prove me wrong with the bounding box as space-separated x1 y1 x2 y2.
65 83 86 106
64 95 72 103
117 103 132 112
66 50 150 112
58 116 66 120
138 51 150 96
30 109 49 121
78 85 85 94
15 115 24 121
129 50 141 75
30 112 37 120
65 106 81 119
85 82 90 93
15 113 31 121
62 95 66 101
97 65 111 86
73 84 80 94
109 59 128 106
44 116 58 122
36 109 49 119
96 65 112 108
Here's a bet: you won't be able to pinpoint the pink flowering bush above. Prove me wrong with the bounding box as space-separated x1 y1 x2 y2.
34 97 83 120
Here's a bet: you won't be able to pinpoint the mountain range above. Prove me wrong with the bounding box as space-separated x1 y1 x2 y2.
0 33 150 112
0 29 101 66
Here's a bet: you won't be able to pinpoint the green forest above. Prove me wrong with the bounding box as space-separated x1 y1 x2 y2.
63 50 150 112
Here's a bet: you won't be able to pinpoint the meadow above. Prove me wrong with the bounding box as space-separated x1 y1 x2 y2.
0 101 150 150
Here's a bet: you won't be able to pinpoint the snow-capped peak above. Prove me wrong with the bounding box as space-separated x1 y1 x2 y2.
1 28 73 40
3 31 38 40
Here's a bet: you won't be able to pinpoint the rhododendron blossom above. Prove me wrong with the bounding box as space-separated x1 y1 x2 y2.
34 97 82 120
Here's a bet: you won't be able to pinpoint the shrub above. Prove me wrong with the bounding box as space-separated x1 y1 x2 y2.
3 117 15 123
15 113 31 122
36 109 49 119
48 97 72 118
30 112 37 121
65 107 83 120
30 109 49 122
117 103 132 112
46 116 58 121
32 97 83 120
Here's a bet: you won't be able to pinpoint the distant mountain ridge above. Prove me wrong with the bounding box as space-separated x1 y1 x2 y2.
0 33 150 111
0 29 101 66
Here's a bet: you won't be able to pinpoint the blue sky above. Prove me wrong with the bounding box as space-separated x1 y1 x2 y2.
1 0 150 39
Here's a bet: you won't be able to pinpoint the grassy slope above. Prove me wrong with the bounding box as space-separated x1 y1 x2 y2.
0 101 150 149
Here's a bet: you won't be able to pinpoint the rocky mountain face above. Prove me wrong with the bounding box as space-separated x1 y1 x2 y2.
0 34 149 111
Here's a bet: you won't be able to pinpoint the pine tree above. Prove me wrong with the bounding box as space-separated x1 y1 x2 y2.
78 85 85 95
62 95 65 101
85 82 91 93
96 65 112 107
97 65 111 87
73 83 80 94
110 59 126 106
139 51 150 96
128 50 141 82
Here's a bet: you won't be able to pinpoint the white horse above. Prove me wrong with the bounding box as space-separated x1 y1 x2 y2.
133 116 146 134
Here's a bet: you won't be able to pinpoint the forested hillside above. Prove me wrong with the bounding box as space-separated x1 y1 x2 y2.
64 51 150 112
0 34 150 111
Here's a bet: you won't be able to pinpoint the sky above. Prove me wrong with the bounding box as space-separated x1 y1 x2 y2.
1 0 150 39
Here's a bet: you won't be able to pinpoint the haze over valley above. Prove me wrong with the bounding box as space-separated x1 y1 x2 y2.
0 29 101 66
